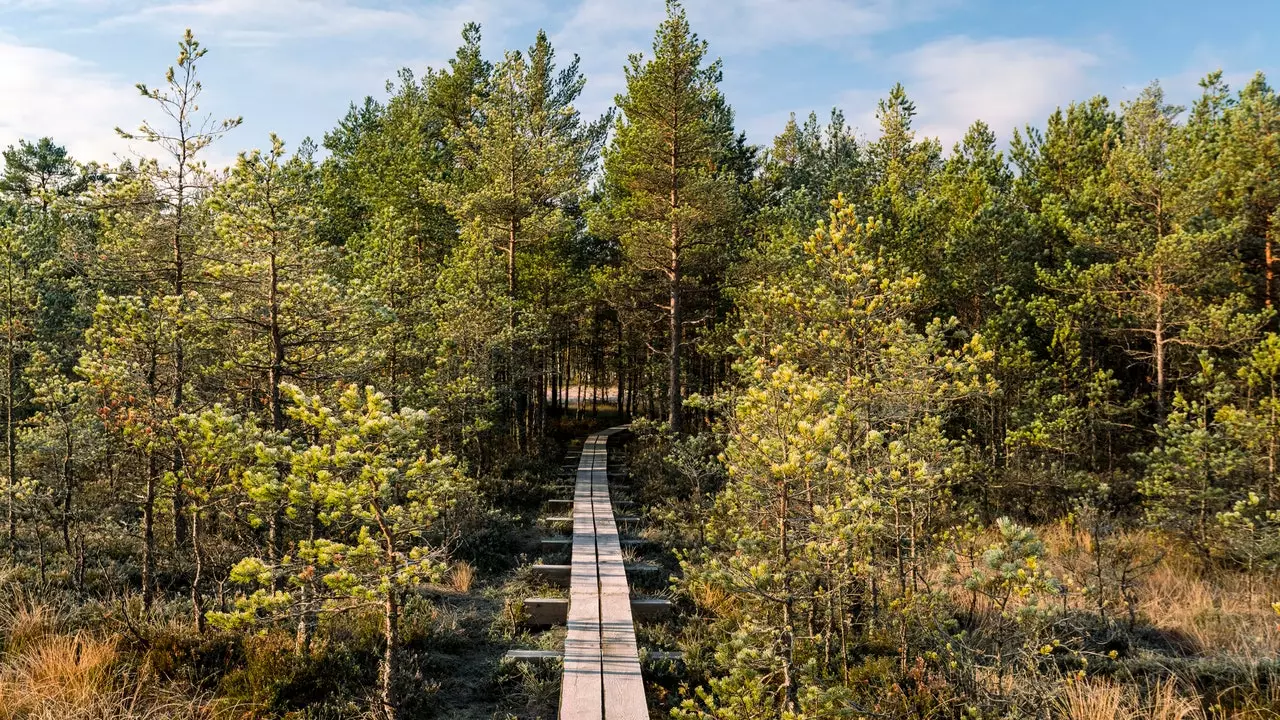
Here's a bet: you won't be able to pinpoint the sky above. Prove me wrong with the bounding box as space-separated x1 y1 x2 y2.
1 0 1278 169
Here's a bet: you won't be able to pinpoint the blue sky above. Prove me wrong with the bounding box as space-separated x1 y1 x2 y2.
2 0 1277 168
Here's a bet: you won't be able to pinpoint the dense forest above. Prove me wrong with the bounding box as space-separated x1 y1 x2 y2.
2 2 1280 718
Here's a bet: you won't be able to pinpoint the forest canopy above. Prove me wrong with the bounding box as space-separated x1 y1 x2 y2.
2 2 1280 719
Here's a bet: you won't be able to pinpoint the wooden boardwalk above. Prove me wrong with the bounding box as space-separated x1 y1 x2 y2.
560 427 648 720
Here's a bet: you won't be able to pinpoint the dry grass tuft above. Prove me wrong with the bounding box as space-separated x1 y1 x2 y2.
1140 677 1204 720
683 577 737 617
1139 553 1280 659
1037 526 1280 660
0 630 230 720
0 633 118 719
1060 678 1125 720
0 598 61 657
449 561 476 594
1057 677 1206 720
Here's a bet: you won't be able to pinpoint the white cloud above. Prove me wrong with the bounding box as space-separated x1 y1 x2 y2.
0 40 151 163
557 0 954 53
691 0 956 51
99 0 541 47
554 0 960 146
888 36 1100 148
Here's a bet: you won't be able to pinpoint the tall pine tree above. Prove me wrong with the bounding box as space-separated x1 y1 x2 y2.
594 0 738 431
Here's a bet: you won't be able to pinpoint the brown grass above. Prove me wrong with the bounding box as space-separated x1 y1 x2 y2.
1138 554 1280 659
1060 678 1125 720
0 634 118 718
448 561 475 594
1057 677 1206 720
1141 677 1204 720
0 616 232 720
0 598 61 656
1038 525 1280 659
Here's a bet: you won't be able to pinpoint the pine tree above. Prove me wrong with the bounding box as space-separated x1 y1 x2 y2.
21 349 91 566
757 109 862 242
0 138 91 211
441 30 606 444
326 26 491 407
1220 73 1280 309
0 224 36 550
680 198 990 716
863 84 943 286
0 137 92 553
206 134 358 569
1139 356 1243 558
594 0 738 431
214 384 471 720
109 29 240 549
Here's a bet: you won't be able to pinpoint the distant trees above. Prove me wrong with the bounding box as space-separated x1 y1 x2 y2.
442 30 607 445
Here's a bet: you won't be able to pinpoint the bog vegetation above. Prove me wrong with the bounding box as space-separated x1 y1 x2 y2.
2 2 1280 718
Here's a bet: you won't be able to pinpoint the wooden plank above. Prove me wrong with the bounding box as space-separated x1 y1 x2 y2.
504 649 563 662
522 597 568 626
506 649 683 666
594 431 647 720
558 426 648 720
530 564 572 587
531 563 660 589
629 598 672 623
540 537 572 551
560 433 603 720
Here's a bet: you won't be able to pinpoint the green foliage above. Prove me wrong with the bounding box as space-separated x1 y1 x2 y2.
678 198 992 716
214 384 470 623
593 0 743 429
7 14 1280 720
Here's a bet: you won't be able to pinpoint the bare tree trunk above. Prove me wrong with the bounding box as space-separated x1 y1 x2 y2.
5 244 15 551
296 501 318 657
778 483 798 713
142 451 157 612
667 210 682 430
668 274 682 432
60 427 73 556
171 159 188 551
268 247 286 572
381 586 400 720
1154 304 1166 414
191 505 205 633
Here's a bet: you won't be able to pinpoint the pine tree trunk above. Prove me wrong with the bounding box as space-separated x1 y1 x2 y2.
60 425 73 556
381 586 400 720
1267 229 1275 310
295 583 314 656
1155 300 1166 414
778 482 798 713
191 504 205 633
142 451 157 612
171 160 188 550
295 501 319 657
5 245 15 552
668 275 682 432
268 247 286 573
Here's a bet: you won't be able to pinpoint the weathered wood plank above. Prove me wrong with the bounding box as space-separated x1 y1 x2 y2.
629 597 672 623
593 430 647 720
523 597 569 626
504 649 563 662
529 563 662 589
560 434 603 720
557 426 649 720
